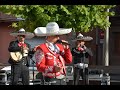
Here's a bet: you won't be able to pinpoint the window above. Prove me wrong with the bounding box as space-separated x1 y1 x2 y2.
113 32 120 55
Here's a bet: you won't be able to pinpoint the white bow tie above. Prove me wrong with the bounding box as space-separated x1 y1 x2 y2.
49 43 55 51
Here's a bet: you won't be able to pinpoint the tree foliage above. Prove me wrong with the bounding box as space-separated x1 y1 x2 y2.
0 5 116 32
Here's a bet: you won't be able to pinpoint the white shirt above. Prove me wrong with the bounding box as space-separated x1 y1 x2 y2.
46 40 60 53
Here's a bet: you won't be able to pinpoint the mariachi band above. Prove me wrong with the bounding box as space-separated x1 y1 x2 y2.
8 22 93 85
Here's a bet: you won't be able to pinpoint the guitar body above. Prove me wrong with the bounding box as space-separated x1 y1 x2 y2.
10 47 29 62
10 52 23 62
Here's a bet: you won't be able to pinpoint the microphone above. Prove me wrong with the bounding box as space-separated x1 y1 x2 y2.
81 45 86 53
56 40 70 45
81 46 84 48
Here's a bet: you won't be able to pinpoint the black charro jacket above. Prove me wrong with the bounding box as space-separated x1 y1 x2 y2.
71 46 93 64
8 40 32 66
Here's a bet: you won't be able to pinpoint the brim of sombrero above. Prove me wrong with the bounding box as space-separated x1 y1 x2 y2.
34 27 72 36
72 36 93 42
10 32 34 39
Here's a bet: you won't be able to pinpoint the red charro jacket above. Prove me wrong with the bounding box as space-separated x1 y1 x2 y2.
35 43 72 78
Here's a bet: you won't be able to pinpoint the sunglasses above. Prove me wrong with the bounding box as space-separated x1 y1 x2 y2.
18 35 25 38
77 40 85 42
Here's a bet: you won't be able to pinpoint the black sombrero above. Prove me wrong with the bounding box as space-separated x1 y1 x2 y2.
72 33 93 41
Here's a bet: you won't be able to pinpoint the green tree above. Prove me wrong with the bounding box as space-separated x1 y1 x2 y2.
0 5 116 32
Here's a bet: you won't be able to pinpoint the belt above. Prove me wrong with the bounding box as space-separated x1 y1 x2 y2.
44 74 65 80
74 63 88 68
44 75 66 85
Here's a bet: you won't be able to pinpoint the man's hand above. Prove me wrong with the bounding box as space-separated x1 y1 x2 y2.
33 45 39 52
63 44 70 49
54 66 62 72
61 40 70 49
82 45 87 50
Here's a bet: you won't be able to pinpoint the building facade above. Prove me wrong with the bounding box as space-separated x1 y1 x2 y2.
0 12 22 64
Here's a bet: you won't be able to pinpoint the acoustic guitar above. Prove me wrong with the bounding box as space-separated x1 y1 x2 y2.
10 49 28 62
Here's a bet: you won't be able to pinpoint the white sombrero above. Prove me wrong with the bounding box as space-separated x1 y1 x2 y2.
34 22 72 36
10 28 34 39
72 33 93 42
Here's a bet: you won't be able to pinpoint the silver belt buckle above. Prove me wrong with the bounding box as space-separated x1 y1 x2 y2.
56 74 65 79
22 63 26 66
22 61 26 66
74 63 88 68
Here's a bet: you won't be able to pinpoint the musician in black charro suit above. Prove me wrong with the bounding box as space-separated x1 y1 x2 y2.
71 33 93 85
8 28 34 85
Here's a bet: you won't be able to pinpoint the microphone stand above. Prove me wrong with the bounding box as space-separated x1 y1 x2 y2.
30 55 36 85
28 49 36 85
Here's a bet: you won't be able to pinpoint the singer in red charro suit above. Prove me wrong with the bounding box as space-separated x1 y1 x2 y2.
34 22 72 85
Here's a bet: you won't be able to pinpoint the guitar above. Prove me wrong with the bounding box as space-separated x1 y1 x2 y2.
10 49 29 62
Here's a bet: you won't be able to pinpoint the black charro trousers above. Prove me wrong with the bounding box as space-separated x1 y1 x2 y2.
11 64 29 85
74 67 89 85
